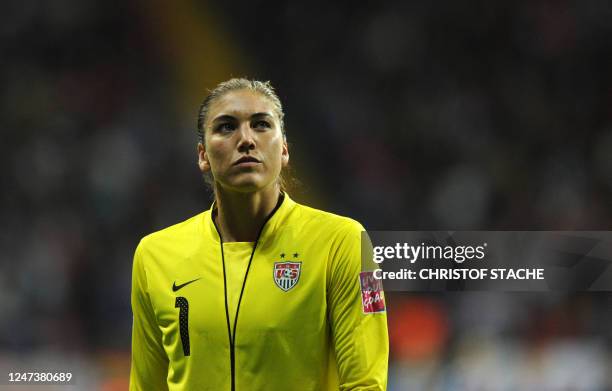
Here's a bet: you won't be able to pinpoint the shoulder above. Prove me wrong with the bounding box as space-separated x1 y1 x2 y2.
137 211 208 253
289 201 365 239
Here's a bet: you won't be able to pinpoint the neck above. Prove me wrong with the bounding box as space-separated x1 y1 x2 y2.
213 184 281 242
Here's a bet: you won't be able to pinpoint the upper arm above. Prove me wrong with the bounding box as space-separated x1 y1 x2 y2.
327 221 389 390
130 241 169 391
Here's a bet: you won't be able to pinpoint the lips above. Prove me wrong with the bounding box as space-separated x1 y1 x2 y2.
233 156 261 165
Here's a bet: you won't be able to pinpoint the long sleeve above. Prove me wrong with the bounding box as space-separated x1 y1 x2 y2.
327 221 389 390
129 241 169 391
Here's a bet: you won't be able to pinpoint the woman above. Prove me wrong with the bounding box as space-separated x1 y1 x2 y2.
130 78 388 390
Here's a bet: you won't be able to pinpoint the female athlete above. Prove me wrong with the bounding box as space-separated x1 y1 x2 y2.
130 78 388 390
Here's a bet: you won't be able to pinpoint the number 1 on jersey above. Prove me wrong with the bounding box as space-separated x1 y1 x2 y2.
175 297 190 356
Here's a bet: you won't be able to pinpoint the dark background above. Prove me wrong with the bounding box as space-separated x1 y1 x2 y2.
1 0 611 389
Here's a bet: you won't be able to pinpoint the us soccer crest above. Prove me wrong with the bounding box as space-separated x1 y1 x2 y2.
273 261 301 292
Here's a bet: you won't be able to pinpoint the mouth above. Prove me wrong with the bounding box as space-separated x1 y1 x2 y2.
233 156 261 166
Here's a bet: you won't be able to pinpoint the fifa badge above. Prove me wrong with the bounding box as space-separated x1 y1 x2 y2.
359 271 386 313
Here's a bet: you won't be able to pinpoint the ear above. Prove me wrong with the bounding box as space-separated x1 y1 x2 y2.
197 142 211 173
281 138 289 168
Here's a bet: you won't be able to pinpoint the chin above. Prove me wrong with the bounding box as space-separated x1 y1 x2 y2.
222 177 267 193
231 183 263 193
217 172 279 194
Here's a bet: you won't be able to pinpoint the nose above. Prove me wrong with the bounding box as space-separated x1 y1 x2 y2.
237 122 255 152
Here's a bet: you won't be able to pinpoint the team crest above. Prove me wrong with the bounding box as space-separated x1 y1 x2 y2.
273 262 301 291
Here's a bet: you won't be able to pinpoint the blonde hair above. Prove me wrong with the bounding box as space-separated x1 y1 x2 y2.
197 78 285 144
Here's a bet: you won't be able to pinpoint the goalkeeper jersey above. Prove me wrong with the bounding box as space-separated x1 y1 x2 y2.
130 193 388 391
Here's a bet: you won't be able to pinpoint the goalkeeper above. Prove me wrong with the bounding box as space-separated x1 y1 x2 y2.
130 78 389 390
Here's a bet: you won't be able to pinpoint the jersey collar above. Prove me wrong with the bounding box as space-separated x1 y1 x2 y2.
202 192 297 244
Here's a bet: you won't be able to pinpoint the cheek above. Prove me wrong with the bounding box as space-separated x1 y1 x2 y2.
269 134 284 155
267 142 284 166
206 141 229 163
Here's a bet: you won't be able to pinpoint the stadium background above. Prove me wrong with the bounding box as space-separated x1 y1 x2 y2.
1 1 611 389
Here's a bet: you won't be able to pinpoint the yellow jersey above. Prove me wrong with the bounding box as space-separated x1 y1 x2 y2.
130 193 388 390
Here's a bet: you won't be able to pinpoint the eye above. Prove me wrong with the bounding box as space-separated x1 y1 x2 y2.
252 120 271 130
215 122 236 132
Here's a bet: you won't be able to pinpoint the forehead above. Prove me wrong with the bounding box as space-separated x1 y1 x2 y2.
208 89 277 121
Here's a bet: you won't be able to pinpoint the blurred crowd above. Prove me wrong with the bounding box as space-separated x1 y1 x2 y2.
387 293 611 390
0 0 610 389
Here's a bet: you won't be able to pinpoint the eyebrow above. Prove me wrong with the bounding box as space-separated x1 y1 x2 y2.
211 112 274 123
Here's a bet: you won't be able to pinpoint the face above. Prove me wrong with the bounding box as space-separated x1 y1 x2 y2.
198 89 289 193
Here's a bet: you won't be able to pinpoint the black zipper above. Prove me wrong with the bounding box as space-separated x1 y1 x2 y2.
212 194 284 391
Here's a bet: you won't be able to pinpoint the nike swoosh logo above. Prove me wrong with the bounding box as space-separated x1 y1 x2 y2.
172 278 202 292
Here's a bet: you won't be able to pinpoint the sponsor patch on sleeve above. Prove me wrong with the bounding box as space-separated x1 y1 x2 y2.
359 271 386 314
